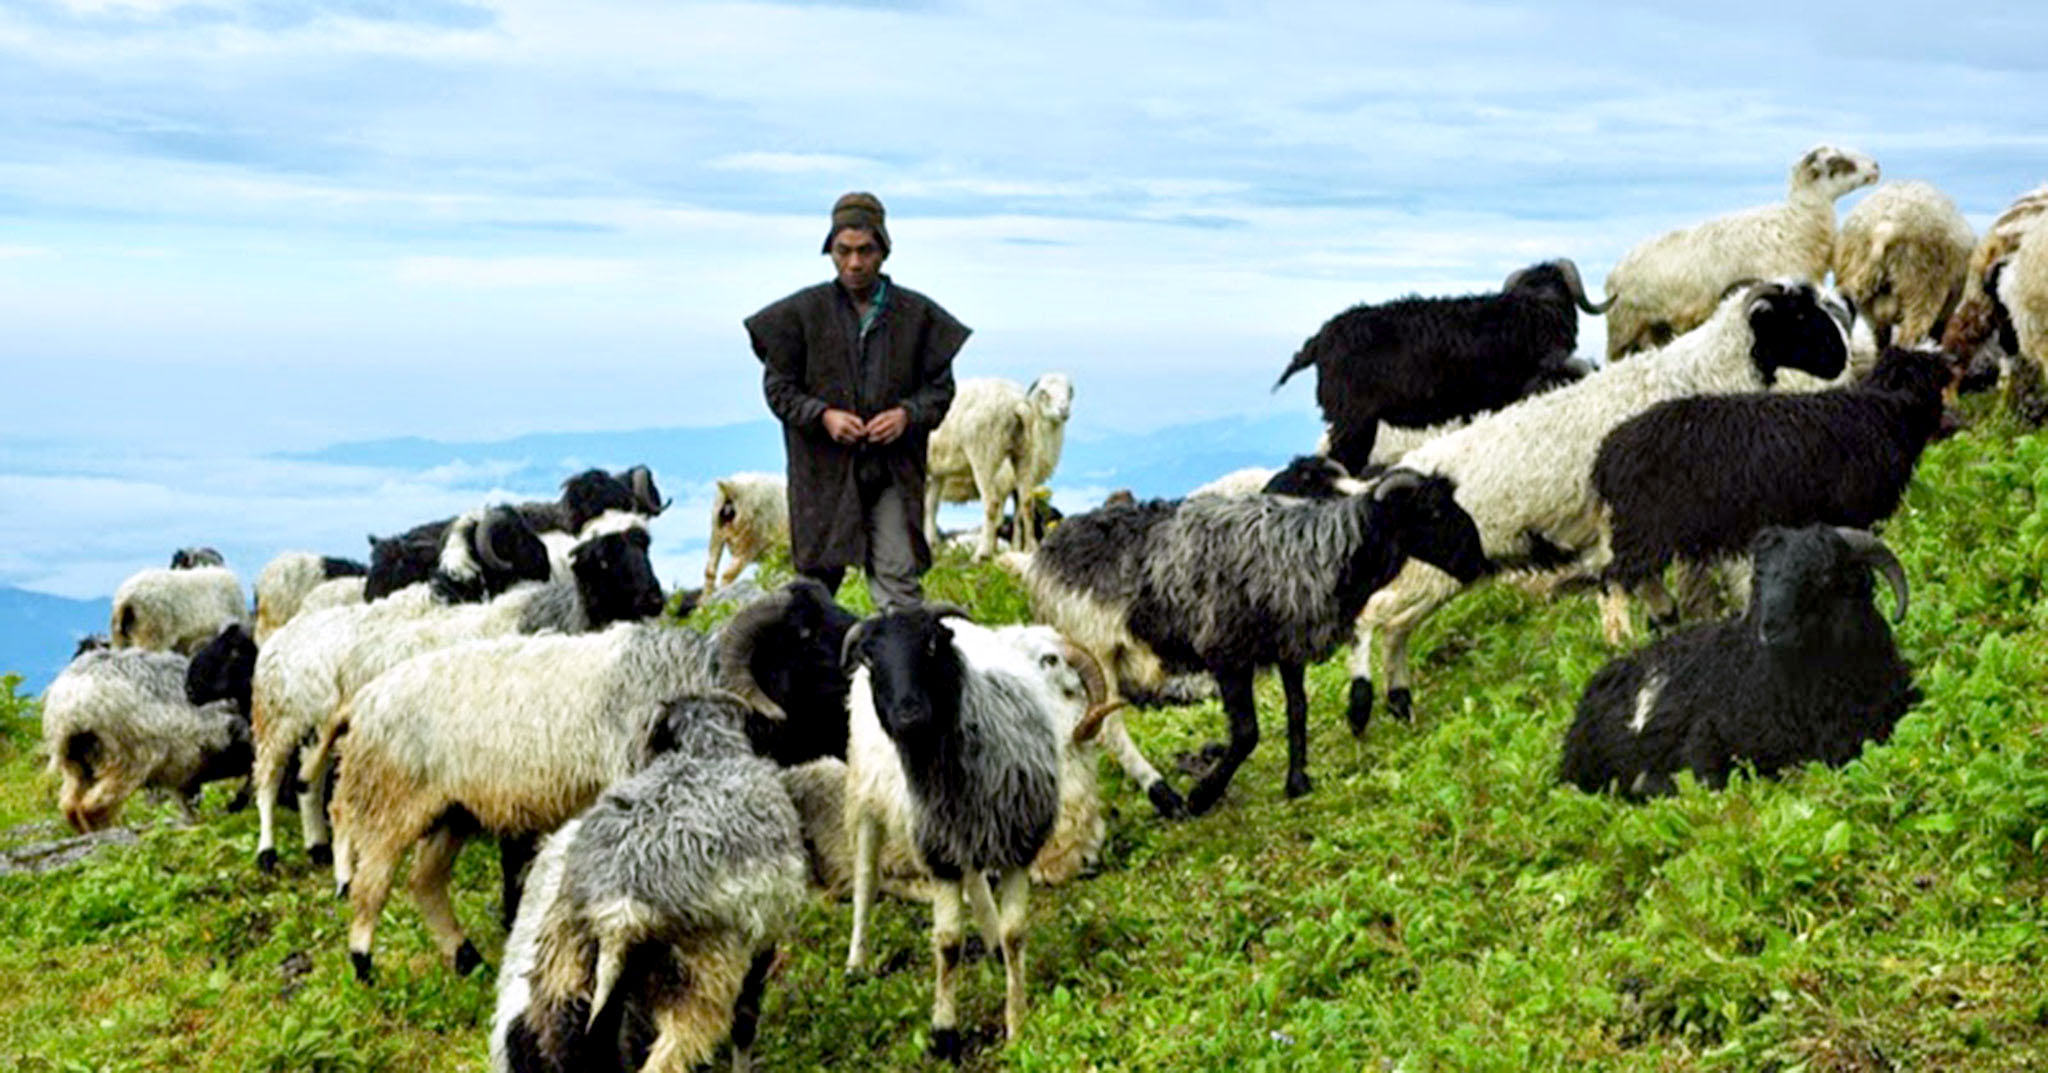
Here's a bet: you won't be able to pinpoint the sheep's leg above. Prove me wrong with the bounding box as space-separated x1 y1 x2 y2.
1364 562 1463 725
1097 707 1184 818
1279 663 1313 799
498 834 535 930
970 452 1005 561
408 825 483 975
642 935 749 1073
1325 423 1378 480
1598 583 1637 646
728 946 776 1073
845 810 880 973
346 827 409 984
703 530 726 591
251 742 289 872
962 869 1002 957
995 868 1031 1041
298 743 337 868
928 882 968 1063
1186 667 1259 816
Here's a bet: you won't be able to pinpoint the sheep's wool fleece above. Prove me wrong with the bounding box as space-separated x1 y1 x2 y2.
43 649 241 789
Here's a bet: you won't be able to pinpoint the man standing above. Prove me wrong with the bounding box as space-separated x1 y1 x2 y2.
745 192 970 609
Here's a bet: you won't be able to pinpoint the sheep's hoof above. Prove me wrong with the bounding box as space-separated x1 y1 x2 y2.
350 951 376 985
1285 771 1313 799
308 844 333 868
453 940 484 976
1387 688 1413 723
336 881 350 901
1186 779 1227 817
928 1027 963 1064
1146 782 1187 820
1345 679 1374 737
226 788 253 813
255 849 278 874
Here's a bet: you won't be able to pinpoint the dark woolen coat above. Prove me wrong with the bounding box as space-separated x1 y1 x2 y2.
746 277 970 572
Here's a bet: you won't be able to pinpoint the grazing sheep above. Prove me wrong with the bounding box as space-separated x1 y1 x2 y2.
1603 145 1878 360
1940 184 2048 382
1993 214 2048 415
1275 259 1611 473
841 608 1094 1058
924 374 1076 559
42 643 252 832
1561 526 1915 797
329 584 843 983
1833 181 1974 349
169 547 225 569
110 565 248 656
704 473 789 590
1027 470 1491 816
1592 346 1950 640
1353 280 1853 727
490 695 804 1073
253 553 370 642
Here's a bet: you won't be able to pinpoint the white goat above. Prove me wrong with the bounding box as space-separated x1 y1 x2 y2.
1603 145 1878 360
925 374 1075 558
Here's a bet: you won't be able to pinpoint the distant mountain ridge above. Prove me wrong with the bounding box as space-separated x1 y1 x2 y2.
1 588 111 696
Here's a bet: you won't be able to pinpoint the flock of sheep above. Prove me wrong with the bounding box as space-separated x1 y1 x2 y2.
29 143 2048 1068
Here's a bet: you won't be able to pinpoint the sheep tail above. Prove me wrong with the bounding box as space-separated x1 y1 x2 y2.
1274 326 1348 391
300 705 350 787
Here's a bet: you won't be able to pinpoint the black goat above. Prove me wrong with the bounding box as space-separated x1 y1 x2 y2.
363 467 652 600
1561 526 1916 798
1274 259 1611 473
1594 346 1949 628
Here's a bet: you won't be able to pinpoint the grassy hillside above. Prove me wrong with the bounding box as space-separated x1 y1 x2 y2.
2 411 2046 1071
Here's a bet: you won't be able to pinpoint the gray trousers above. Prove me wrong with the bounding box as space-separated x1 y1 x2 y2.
803 480 925 610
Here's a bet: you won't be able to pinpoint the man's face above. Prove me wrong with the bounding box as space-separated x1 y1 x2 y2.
830 228 886 294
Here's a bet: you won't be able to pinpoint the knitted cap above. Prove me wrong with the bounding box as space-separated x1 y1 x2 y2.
822 191 890 255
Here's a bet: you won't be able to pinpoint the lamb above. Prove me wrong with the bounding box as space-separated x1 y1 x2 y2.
924 374 1075 558
1026 469 1491 816
1603 145 1878 360
1833 181 1974 349
327 583 845 983
1352 280 1853 729
42 641 252 832
363 467 648 600
109 564 249 656
244 504 556 872
840 607 1119 1058
1274 259 1611 473
169 547 225 569
704 472 789 591
1591 345 1950 640
1940 184 2048 381
490 695 805 1073
253 553 370 642
1561 526 1915 798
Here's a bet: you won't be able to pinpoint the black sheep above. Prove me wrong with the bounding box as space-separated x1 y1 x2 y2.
1593 346 1950 627
1561 526 1916 799
1274 259 1610 474
362 467 650 600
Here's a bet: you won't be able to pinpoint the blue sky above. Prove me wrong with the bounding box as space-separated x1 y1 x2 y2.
3 0 2046 600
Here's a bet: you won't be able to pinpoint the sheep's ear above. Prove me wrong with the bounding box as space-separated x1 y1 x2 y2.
715 479 733 499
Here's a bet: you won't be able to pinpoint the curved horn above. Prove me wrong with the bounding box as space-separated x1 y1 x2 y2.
1058 642 1109 708
1072 700 1127 746
1834 527 1909 622
472 508 516 574
626 465 667 515
839 617 876 676
1371 468 1424 501
1553 258 1614 314
924 601 973 621
714 588 798 720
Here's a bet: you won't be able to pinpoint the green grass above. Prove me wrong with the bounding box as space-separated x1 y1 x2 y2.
5 410 2048 1070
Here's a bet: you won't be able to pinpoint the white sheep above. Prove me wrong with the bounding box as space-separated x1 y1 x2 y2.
1995 214 2048 399
1941 184 2048 372
705 472 789 590
1352 280 1854 726
109 565 248 655
1603 145 1878 360
296 576 366 617
924 374 1075 559
1834 181 1974 350
41 646 251 832
253 552 368 642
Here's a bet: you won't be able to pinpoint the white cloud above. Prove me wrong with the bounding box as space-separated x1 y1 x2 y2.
394 255 639 287
709 151 883 174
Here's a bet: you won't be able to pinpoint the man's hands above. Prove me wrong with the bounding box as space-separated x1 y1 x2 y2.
822 407 910 445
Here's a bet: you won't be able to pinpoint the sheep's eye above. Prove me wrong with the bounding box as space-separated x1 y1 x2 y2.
1040 653 1060 669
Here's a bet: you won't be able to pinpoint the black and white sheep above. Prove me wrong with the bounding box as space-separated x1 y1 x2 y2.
362 467 651 600
253 553 370 642
1941 184 2048 382
1273 259 1612 474
841 607 1117 1058
1591 345 1951 639
1561 526 1916 798
1603 145 1879 360
1353 280 1854 728
42 638 253 832
169 547 225 569
109 564 249 656
1994 214 2048 411
704 472 789 591
1027 470 1491 816
925 374 1075 558
327 582 846 983
1188 455 1367 500
490 694 805 1073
